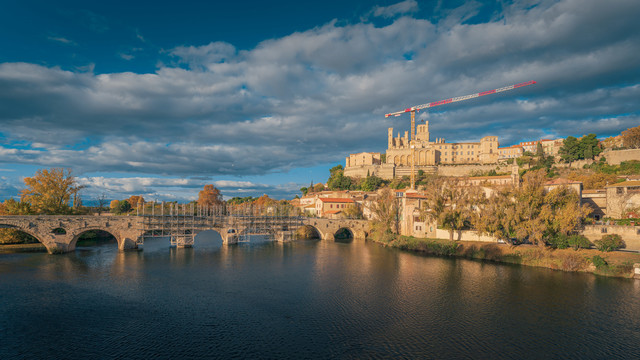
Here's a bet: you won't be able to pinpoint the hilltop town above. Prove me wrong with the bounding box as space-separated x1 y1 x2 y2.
290 124 640 257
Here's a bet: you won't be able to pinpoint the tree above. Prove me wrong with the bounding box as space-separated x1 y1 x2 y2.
536 142 544 158
370 188 399 235
1 198 32 215
96 193 108 215
361 173 384 191
473 187 518 242
621 125 640 149
423 177 483 241
110 200 131 214
313 183 325 192
197 185 223 207
579 134 602 160
20 168 80 214
559 136 580 163
127 195 145 209
474 169 591 246
327 165 352 190
300 187 309 196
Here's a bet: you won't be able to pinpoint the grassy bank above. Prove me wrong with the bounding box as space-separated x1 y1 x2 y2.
0 243 47 253
371 233 640 278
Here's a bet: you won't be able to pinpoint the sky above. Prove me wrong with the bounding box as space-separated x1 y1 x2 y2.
0 0 639 203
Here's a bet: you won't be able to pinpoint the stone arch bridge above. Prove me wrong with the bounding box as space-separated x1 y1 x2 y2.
0 215 371 254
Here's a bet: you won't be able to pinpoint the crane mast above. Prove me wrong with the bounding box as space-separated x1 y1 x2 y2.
385 80 536 189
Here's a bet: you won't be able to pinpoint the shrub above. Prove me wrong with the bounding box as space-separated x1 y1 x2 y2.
567 235 592 250
591 255 607 268
547 233 569 249
561 253 587 271
594 234 625 252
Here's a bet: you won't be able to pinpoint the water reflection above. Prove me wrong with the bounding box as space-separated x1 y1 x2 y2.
1 237 639 359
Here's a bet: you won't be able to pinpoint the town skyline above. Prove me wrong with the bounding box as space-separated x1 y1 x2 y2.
1 0 639 202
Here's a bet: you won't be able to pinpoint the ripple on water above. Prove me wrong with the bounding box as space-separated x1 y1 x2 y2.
1 238 639 359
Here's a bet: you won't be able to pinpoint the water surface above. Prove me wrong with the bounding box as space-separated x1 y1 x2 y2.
1 232 639 359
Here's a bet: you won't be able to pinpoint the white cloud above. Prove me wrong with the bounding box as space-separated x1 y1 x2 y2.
372 0 419 18
0 0 638 183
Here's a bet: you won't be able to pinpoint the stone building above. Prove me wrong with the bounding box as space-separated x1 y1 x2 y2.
605 181 640 218
344 121 500 179
385 122 499 166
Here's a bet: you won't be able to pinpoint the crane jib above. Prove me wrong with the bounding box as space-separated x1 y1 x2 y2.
384 80 536 117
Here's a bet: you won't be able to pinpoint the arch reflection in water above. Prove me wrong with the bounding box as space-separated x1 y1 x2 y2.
334 227 354 243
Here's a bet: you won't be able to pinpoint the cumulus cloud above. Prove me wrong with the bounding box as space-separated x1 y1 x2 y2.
0 0 639 189
77 176 299 202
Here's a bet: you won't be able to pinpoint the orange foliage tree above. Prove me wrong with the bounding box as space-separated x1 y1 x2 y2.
20 168 79 214
127 195 145 208
197 185 223 207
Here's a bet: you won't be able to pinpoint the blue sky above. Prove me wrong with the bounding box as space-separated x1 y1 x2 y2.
1 0 639 203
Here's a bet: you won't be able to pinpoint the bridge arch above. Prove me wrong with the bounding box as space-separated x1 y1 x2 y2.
193 229 224 247
296 225 321 240
69 227 120 251
334 227 354 242
0 224 46 247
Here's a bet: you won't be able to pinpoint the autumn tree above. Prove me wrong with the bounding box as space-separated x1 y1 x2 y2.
621 125 640 149
370 188 399 235
474 169 591 246
197 185 223 207
110 200 131 214
473 187 518 242
422 177 484 241
313 183 325 192
127 195 145 209
542 186 592 237
20 168 81 214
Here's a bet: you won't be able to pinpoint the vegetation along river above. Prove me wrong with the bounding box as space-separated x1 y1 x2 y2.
1 232 639 359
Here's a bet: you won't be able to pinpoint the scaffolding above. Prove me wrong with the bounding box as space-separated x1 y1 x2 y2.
137 201 303 246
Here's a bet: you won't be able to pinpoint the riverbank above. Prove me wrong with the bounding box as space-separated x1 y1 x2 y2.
371 234 640 278
0 243 47 253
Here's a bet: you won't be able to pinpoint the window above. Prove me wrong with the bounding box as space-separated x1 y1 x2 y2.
617 188 624 194
330 204 333 208
601 227 607 233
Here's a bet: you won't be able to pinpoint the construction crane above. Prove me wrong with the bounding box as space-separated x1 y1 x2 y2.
385 80 537 190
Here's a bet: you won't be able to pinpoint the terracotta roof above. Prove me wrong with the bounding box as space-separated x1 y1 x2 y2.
582 189 606 194
606 180 640 188
406 193 429 199
469 175 512 180
319 198 355 203
545 178 582 185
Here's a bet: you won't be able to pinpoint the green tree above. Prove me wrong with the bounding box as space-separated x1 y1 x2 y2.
327 165 352 190
579 134 601 160
536 142 544 158
361 174 384 191
300 187 308 196
559 136 580 163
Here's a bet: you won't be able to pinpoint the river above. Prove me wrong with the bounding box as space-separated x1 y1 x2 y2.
1 232 639 359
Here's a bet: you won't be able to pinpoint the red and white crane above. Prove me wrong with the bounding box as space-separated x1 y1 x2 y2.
385 80 536 189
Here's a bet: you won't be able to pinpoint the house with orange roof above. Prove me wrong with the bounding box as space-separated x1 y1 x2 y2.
315 197 356 218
